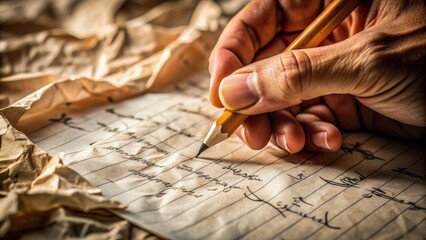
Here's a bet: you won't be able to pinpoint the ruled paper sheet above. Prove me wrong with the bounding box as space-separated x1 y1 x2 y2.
29 75 426 239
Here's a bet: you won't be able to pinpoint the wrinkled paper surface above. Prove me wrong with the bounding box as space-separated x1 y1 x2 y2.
29 76 426 239
1 0 425 239
0 114 133 238
0 0 245 238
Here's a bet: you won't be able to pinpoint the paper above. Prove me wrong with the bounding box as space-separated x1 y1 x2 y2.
1 0 246 238
0 0 225 129
1 0 424 239
0 114 132 238
27 75 426 239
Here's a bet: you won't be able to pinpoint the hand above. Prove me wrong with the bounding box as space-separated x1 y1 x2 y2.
209 0 425 153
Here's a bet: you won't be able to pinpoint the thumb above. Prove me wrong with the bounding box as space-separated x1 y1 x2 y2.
218 36 368 115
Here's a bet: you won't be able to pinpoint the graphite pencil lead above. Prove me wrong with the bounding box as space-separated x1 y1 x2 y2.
196 143 209 158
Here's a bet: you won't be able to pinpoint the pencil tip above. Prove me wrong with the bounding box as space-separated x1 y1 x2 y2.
196 143 208 158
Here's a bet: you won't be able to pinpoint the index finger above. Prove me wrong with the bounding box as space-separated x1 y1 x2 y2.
209 0 282 107
209 0 323 108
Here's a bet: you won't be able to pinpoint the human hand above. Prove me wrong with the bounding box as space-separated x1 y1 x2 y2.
209 0 425 153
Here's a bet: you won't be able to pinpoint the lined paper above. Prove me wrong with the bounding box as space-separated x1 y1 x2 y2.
29 75 426 239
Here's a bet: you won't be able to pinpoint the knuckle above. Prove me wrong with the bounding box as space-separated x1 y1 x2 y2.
274 51 311 100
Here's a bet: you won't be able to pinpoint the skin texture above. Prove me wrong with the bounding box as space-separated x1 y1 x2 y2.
209 0 426 153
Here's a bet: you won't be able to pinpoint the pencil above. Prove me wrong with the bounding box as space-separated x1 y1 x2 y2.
196 0 363 157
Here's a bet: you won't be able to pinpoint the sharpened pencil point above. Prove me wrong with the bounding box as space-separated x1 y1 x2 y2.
196 143 208 158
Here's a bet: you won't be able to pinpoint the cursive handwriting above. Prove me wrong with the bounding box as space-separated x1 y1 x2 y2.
49 113 88 132
129 169 202 198
392 167 426 182
166 126 194 138
103 146 164 168
177 164 242 192
287 172 306 181
363 187 426 210
291 196 313 207
244 187 341 230
106 108 160 125
136 138 170 155
341 142 384 160
97 121 138 140
320 171 366 188
215 161 263 182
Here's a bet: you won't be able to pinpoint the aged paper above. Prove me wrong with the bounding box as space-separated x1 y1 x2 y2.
1 0 424 239
0 0 226 128
28 75 426 239
1 0 247 238
0 114 132 238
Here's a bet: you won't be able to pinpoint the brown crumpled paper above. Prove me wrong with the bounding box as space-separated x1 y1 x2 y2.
0 114 131 238
0 0 246 238
0 0 226 130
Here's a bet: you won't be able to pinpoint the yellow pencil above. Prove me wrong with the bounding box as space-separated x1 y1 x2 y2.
197 0 363 157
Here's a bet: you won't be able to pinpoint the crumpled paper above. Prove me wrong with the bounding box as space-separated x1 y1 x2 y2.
0 114 129 238
0 0 227 130
0 0 246 238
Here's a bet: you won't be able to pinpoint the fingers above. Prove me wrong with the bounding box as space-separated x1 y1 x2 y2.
209 0 326 108
235 114 271 150
209 48 246 107
217 35 370 114
302 103 337 125
270 106 341 153
208 0 282 107
296 113 342 152
269 110 305 153
237 106 343 153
